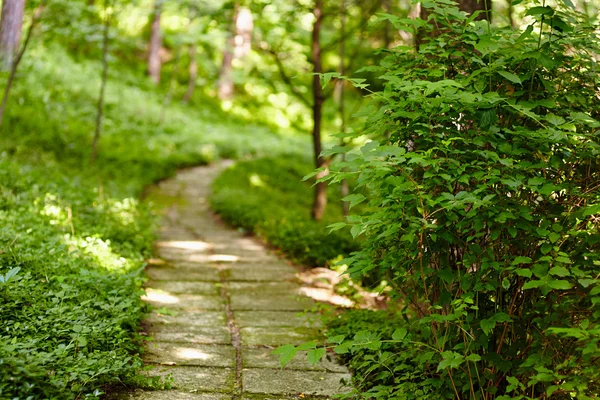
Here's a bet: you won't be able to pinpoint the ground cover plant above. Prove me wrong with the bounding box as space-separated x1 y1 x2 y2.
0 40 307 398
279 1 600 398
210 156 358 267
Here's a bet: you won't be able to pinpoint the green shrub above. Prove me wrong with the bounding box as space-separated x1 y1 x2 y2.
210 156 358 267
319 2 600 398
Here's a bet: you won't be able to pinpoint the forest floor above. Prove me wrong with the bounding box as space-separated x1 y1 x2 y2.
111 162 351 400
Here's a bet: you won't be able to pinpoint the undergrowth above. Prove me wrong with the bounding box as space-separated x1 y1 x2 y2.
0 42 305 398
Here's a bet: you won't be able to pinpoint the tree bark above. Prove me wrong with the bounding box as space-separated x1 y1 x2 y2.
0 2 44 127
183 44 197 104
338 0 349 217
382 0 392 49
0 0 25 71
311 0 327 221
148 0 162 84
91 1 111 164
459 0 492 20
218 3 238 101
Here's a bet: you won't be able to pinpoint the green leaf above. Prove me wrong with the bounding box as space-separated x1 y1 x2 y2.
272 344 297 368
583 204 600 217
523 280 545 289
511 256 532 265
334 342 352 354
465 354 482 362
497 71 522 85
327 222 347 233
546 279 572 290
549 266 569 277
297 341 317 351
392 328 407 341
525 6 554 17
342 194 366 209
327 335 345 344
437 351 464 371
350 224 363 239
307 348 326 365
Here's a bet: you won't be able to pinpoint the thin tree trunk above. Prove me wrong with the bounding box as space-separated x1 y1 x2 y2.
338 0 349 217
0 0 25 71
148 0 162 84
382 0 392 48
459 0 492 20
160 48 180 122
311 0 327 221
508 0 515 28
0 3 44 127
183 44 197 103
218 3 238 101
91 1 111 164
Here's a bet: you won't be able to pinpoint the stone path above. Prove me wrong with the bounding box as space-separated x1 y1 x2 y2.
115 163 350 400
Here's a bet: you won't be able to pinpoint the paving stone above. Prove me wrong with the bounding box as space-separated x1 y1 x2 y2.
243 348 346 373
230 294 314 311
145 366 235 393
109 390 230 400
242 369 350 396
225 282 301 295
143 290 224 311
145 281 220 295
226 265 298 282
240 327 318 346
147 325 231 345
146 311 227 327
235 311 322 328
144 342 236 367
146 266 220 282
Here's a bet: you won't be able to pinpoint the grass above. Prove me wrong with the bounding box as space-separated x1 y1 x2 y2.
0 42 308 399
210 155 359 267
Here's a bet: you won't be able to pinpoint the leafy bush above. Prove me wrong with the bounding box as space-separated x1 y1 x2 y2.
319 2 600 398
210 156 358 267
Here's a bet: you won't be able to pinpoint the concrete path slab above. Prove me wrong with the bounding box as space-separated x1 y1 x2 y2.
242 369 350 397
110 163 349 399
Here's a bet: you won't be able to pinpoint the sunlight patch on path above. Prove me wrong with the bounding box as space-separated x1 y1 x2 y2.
110 162 350 400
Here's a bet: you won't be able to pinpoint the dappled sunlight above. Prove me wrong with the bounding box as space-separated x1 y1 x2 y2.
107 198 139 226
64 235 133 272
156 240 211 251
299 286 354 308
184 254 240 263
142 288 180 305
174 347 213 361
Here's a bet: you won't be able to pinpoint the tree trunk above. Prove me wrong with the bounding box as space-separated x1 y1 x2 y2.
382 0 392 48
183 44 197 104
91 1 111 164
160 48 180 122
459 0 492 20
0 2 44 127
338 0 349 217
148 0 162 84
507 0 515 28
311 0 327 221
0 0 25 71
218 3 238 101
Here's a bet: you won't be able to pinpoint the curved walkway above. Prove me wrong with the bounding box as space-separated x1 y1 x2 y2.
117 163 350 400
